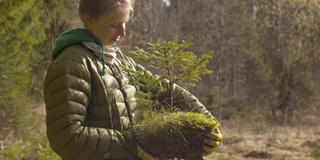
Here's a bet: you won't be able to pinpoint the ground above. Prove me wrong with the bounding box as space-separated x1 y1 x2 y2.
204 119 320 160
29 102 320 160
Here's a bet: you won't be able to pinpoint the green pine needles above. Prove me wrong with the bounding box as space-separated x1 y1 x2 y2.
129 36 213 87
128 36 214 109
125 37 218 159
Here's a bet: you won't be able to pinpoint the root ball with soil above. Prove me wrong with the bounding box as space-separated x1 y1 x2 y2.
133 112 219 160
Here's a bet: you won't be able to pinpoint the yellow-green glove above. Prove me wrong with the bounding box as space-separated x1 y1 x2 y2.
137 145 159 160
203 124 223 156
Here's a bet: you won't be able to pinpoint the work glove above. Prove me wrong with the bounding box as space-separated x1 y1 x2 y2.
137 145 159 160
203 123 223 156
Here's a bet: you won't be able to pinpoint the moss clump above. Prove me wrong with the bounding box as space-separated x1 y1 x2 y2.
133 112 218 160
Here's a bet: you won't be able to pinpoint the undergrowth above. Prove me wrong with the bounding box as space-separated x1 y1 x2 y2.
312 139 320 159
0 136 59 160
0 110 59 160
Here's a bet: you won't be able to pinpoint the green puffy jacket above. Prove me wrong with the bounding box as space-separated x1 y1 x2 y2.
44 42 214 160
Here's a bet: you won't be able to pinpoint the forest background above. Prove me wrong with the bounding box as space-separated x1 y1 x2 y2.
0 0 320 159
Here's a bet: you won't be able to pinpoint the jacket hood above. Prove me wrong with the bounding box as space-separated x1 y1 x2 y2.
51 28 102 61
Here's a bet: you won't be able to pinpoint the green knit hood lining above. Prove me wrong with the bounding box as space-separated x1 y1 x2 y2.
51 28 102 61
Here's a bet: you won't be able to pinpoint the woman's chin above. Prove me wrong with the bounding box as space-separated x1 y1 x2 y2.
103 42 116 48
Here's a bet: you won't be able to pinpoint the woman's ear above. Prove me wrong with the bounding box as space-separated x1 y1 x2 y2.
83 15 96 28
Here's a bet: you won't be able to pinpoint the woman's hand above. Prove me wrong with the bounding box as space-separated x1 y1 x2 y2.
203 124 223 156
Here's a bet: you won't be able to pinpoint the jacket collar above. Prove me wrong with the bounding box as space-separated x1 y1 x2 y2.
51 28 102 61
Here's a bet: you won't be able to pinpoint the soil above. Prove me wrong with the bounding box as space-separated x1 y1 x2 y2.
135 127 208 160
134 112 216 160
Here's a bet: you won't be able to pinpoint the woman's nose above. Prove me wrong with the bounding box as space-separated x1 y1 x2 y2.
118 23 126 37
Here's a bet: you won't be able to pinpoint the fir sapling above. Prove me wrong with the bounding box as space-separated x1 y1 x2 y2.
124 37 218 160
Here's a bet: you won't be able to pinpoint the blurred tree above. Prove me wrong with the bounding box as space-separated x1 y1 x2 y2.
122 0 320 125
32 0 78 100
0 0 78 136
0 0 46 134
252 0 320 124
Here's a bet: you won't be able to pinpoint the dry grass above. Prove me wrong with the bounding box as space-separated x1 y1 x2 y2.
204 117 320 160
2 102 318 160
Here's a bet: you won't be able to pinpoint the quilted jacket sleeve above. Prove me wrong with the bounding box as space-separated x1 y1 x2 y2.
170 84 213 118
44 45 135 160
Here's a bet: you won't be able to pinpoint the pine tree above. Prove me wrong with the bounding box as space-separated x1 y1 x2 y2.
0 0 78 134
0 0 47 131
128 37 213 109
126 37 218 159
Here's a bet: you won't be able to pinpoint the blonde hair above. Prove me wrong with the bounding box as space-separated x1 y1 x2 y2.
78 0 134 22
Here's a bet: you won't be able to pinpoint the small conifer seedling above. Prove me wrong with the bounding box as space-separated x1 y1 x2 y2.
125 37 219 160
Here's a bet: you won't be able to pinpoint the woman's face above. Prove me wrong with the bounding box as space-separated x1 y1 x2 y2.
85 7 130 48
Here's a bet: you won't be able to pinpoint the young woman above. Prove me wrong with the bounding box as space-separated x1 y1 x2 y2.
44 0 222 159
